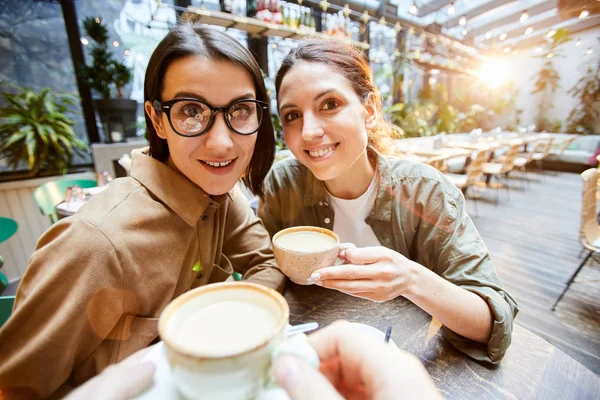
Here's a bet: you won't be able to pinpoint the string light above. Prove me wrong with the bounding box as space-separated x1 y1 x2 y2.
586 48 594 55
428 77 437 85
525 26 533 35
379 17 386 25
124 49 131 56
579 9 589 19
94 18 100 24
520 10 529 23
113 41 119 47
503 47 510 53
395 22 402 32
462 28 467 36
343 4 350 17
459 16 467 26
485 31 491 39
546 29 556 38
448 2 455 15
271 43 277 48
410 2 419 16
319 0 329 12
80 38 89 45
547 52 553 58
499 32 507 41
534 47 543 53
361 10 369 24
576 38 582 46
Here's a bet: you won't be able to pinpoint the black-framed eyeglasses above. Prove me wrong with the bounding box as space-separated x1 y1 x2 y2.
153 98 268 137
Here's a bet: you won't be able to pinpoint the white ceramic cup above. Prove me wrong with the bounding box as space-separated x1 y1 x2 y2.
158 282 289 400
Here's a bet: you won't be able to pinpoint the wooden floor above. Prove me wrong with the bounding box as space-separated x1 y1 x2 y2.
466 169 600 375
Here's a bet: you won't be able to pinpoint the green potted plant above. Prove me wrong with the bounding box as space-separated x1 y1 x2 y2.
0 84 88 176
80 17 135 143
531 28 571 132
567 39 600 135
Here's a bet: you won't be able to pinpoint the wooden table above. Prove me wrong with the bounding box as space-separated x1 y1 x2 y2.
284 283 600 400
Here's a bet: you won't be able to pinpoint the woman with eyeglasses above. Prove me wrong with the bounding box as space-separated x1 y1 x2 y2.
258 39 518 364
0 24 285 398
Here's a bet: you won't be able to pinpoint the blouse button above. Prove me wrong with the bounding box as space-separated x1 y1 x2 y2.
202 215 208 221
324 217 331 224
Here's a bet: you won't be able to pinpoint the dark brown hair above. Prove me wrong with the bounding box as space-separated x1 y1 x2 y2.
144 24 275 196
274 38 392 154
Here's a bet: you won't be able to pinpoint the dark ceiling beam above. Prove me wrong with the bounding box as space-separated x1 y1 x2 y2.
466 0 558 38
479 13 561 46
500 15 600 51
418 0 454 17
444 0 517 28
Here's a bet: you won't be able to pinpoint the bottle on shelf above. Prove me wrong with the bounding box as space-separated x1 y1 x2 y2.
272 0 282 25
219 0 233 14
246 0 257 18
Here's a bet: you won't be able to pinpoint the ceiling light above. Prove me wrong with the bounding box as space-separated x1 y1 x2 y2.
576 38 582 46
546 29 556 38
520 10 529 23
525 26 533 35
499 32 507 41
410 2 418 15
485 31 491 39
459 16 467 26
448 2 455 15
579 9 589 19
587 48 594 55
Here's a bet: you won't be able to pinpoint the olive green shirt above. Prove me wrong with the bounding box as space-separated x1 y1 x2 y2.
258 154 518 364
0 150 285 399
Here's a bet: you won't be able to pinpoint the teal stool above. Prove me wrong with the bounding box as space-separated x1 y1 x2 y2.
0 217 18 293
33 179 97 223
0 295 15 328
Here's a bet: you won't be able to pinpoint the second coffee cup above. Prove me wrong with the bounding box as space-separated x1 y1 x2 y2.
272 226 340 284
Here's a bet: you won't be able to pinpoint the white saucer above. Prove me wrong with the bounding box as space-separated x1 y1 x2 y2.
351 322 398 347
134 342 182 400
133 324 395 399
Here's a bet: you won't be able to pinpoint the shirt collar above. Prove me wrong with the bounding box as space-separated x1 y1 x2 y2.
130 148 231 226
302 150 394 221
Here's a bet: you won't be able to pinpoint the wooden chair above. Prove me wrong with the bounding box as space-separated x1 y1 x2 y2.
483 142 521 204
548 136 576 158
526 137 554 174
508 141 546 188
444 150 490 216
33 179 97 224
426 156 448 173
552 168 600 311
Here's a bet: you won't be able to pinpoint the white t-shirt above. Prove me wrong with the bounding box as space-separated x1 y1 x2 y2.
326 176 381 247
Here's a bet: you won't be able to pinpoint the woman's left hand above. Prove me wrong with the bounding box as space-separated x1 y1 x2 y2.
309 246 420 302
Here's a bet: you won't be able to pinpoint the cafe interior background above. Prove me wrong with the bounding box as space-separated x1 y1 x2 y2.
0 0 599 377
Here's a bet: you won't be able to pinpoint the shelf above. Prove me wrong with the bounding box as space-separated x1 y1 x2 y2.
186 6 370 50
409 57 477 77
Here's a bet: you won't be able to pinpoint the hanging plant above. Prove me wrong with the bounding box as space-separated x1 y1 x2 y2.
567 38 600 135
531 28 571 132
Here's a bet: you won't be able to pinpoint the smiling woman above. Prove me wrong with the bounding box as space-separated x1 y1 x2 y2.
0 24 285 399
258 38 518 365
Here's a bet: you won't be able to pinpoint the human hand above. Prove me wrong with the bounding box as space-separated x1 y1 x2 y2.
310 246 419 302
272 320 441 400
65 347 156 400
